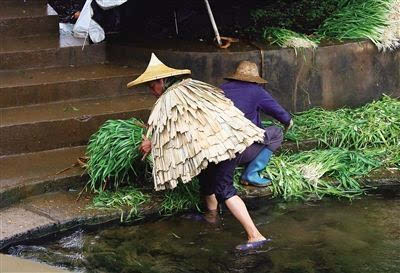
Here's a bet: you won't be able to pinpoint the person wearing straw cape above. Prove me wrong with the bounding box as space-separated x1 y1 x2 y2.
127 53 269 250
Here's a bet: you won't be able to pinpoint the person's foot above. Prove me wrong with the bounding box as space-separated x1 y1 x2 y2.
235 238 271 251
241 178 271 187
181 213 204 222
203 209 219 224
181 210 220 224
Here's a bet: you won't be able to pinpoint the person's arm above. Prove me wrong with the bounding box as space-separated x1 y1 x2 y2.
257 87 292 126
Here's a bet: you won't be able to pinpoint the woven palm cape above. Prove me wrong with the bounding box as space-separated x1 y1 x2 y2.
147 78 265 191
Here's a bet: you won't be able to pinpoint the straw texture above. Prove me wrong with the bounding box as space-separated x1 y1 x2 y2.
127 53 191 88
147 78 265 190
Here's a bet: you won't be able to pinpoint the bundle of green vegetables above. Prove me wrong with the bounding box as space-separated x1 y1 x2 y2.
91 186 149 221
264 95 400 150
264 148 382 200
256 0 399 50
86 118 149 192
159 180 201 215
316 0 393 46
262 27 318 49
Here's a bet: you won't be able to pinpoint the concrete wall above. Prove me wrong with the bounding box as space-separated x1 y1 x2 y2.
108 40 400 112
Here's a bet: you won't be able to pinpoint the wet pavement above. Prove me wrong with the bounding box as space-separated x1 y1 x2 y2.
0 191 123 250
0 254 70 272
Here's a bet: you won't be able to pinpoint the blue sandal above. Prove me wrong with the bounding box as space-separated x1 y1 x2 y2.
235 239 271 251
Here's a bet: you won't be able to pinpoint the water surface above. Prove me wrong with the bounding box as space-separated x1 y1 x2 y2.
8 192 400 273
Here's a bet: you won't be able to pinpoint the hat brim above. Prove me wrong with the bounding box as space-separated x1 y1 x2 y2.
225 74 267 84
127 67 191 88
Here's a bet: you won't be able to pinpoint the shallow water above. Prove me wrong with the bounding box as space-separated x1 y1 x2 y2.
8 192 400 273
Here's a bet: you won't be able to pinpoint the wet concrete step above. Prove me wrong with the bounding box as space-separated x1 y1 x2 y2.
0 0 47 6
0 34 61 53
0 190 124 250
0 35 106 70
0 4 49 19
0 4 58 37
0 63 147 108
0 93 156 156
0 146 86 208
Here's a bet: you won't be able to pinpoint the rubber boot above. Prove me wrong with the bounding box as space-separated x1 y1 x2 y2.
241 148 273 187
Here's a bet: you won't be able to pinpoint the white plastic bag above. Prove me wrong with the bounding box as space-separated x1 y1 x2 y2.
96 0 127 10
73 0 105 43
88 19 105 43
73 0 125 43
59 23 74 35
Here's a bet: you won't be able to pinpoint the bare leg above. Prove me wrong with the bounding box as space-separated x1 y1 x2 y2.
225 195 265 242
203 194 219 224
204 194 218 210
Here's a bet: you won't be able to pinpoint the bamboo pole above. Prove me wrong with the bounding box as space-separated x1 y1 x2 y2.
204 0 222 47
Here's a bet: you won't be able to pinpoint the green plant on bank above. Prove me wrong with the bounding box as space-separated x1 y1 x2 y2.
365 145 400 168
262 27 318 49
159 180 201 215
85 118 149 192
315 0 393 45
264 148 383 200
251 0 398 50
263 95 400 150
90 186 149 221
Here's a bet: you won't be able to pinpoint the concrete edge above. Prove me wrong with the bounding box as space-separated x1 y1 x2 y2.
0 174 87 209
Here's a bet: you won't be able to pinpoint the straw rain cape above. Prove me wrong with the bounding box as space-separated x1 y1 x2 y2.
147 78 265 190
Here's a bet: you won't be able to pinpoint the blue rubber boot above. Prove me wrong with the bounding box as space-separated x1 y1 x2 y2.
241 148 273 187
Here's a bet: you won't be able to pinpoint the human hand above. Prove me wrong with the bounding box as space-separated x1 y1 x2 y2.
72 11 80 20
285 119 293 132
139 136 152 155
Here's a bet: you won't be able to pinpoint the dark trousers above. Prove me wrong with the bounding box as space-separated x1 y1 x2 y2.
199 126 283 203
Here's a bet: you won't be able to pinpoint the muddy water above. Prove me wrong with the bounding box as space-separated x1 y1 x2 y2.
8 192 400 273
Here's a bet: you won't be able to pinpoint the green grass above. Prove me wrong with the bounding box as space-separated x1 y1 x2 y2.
251 0 398 50
262 27 318 49
264 95 400 150
90 186 149 221
316 0 393 45
159 180 201 216
264 148 383 200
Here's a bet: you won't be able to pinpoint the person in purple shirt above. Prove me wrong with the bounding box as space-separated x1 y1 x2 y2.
220 61 293 187
197 61 292 250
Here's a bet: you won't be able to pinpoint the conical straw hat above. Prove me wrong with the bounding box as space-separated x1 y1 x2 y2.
127 53 191 88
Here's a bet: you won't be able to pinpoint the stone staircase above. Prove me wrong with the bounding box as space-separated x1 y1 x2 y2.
0 0 155 208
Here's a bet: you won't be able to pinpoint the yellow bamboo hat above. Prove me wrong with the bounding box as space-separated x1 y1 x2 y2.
225 61 267 84
127 53 191 88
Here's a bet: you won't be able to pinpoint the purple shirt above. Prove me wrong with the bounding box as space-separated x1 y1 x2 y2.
220 80 291 127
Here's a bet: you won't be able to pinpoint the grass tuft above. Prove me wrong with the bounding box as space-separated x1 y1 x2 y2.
264 148 382 200
264 95 400 150
262 27 318 49
159 180 201 216
90 186 149 221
